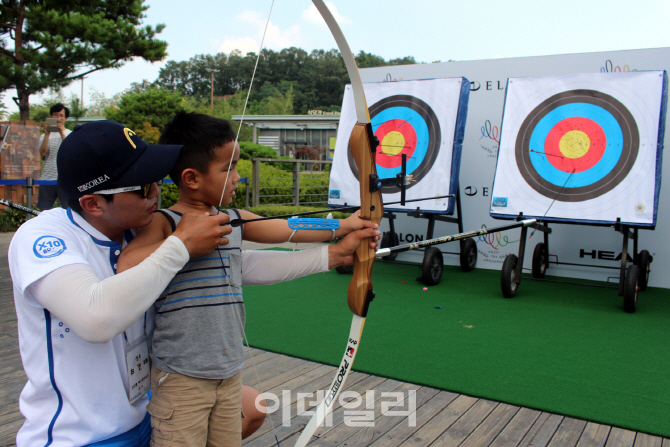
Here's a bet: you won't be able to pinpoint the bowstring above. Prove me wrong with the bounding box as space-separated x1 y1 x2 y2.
214 1 281 445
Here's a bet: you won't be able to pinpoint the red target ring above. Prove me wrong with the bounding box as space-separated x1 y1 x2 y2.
374 119 417 169
544 117 607 173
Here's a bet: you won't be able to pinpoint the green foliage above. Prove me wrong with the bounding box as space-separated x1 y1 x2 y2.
0 0 168 120
157 158 332 212
243 205 350 220
68 97 87 125
159 181 179 209
86 88 123 117
239 141 277 160
105 88 186 135
355 51 387 68
0 208 32 232
155 47 419 115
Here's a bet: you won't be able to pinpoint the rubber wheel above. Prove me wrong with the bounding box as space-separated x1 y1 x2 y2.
637 249 652 291
501 254 519 298
335 265 353 274
623 264 640 313
459 238 477 272
531 243 547 279
420 247 443 286
381 231 399 262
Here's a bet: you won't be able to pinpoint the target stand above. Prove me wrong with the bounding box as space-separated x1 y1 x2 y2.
329 78 473 285
491 71 668 313
379 184 476 286
500 213 652 313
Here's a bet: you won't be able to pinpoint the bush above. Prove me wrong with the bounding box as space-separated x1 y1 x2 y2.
0 207 34 232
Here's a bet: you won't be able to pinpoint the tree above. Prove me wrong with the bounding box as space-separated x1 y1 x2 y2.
0 0 168 120
105 87 185 143
68 96 87 125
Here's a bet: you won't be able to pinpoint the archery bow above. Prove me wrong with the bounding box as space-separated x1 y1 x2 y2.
293 2 382 445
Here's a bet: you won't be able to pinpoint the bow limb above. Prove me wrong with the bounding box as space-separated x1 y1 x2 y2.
294 2 382 446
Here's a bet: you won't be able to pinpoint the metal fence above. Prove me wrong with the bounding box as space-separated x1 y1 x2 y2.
250 158 332 208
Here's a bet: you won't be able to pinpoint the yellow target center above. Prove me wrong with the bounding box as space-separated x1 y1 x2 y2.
559 130 590 159
381 131 405 156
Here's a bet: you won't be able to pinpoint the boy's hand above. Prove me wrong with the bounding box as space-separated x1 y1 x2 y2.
328 227 380 269
336 211 382 239
173 212 232 257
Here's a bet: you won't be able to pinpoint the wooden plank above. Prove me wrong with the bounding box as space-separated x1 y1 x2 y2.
547 417 588 447
0 416 22 446
306 378 407 446
460 403 520 447
242 371 374 445
605 427 636 447
518 413 564 447
368 390 458 447
576 422 611 447
634 433 664 447
336 385 441 447
431 399 499 446
392 394 479 447
489 407 542 447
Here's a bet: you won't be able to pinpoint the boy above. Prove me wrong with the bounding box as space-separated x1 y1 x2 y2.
117 112 379 446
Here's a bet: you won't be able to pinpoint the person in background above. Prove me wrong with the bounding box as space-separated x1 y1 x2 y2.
37 103 71 210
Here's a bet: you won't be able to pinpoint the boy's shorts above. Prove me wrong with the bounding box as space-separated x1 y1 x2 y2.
147 364 243 447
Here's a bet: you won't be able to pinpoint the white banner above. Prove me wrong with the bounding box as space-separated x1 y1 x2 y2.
491 72 666 226
328 78 468 213
359 48 670 289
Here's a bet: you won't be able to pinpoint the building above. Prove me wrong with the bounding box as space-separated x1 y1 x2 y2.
230 114 340 159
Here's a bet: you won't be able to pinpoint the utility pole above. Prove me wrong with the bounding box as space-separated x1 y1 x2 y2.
206 69 220 111
80 76 85 108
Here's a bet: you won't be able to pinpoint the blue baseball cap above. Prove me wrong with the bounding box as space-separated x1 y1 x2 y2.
57 120 183 199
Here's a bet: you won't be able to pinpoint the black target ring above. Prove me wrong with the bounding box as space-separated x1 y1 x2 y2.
347 95 441 194
515 89 639 202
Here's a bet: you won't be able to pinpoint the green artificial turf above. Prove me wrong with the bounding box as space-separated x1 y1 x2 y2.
243 261 670 438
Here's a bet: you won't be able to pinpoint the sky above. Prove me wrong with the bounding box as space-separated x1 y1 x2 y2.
6 0 670 115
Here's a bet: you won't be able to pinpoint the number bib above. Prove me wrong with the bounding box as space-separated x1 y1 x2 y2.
124 334 151 405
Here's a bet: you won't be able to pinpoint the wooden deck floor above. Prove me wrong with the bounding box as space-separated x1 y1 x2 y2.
0 231 668 447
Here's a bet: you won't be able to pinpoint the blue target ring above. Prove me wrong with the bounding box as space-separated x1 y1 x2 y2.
371 107 429 179
515 90 639 202
528 103 623 187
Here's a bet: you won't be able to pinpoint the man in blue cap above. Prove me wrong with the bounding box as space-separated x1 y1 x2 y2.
8 120 379 446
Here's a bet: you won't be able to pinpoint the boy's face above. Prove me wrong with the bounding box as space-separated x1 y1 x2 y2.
202 141 241 207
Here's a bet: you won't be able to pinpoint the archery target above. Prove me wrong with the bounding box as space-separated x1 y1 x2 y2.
491 72 667 226
329 78 469 213
346 95 441 194
516 90 639 202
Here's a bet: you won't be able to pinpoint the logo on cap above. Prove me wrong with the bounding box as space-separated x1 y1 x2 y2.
124 128 137 149
78 174 111 192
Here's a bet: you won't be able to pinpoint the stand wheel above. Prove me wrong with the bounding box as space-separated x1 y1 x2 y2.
335 265 353 274
381 231 399 261
637 249 652 291
501 254 519 298
623 264 640 313
532 243 548 279
419 247 443 286
459 239 477 272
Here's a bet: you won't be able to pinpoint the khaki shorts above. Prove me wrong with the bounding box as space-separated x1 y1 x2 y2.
147 364 243 447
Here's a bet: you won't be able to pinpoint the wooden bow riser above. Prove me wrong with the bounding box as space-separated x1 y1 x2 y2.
347 123 383 317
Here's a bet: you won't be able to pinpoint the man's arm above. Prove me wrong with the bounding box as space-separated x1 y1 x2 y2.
242 226 380 286
118 211 232 272
38 128 49 157
29 212 233 343
30 236 190 343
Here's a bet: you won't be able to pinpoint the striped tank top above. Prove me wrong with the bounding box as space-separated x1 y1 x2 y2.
150 208 246 379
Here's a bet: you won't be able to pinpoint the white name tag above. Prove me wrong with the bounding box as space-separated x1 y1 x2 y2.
124 334 151 405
